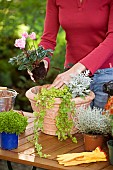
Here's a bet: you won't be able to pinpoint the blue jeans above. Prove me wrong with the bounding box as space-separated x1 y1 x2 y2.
90 68 113 109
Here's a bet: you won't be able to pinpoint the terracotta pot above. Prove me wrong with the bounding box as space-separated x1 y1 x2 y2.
84 134 104 151
25 85 95 136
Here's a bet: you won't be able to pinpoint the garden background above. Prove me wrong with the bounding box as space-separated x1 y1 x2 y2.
0 0 66 112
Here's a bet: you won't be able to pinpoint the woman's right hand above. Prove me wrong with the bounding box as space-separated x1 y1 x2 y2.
48 62 86 89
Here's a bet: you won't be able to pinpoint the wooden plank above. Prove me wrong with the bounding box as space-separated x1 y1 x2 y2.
27 117 35 123
19 134 34 146
86 162 110 170
19 127 34 139
0 149 99 170
13 142 34 153
23 111 34 117
42 134 83 159
102 165 113 170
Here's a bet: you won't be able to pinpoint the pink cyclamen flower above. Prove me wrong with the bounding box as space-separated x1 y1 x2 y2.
14 37 26 49
22 32 29 38
29 32 36 40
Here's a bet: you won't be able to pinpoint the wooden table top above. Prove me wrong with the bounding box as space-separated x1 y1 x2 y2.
0 111 113 170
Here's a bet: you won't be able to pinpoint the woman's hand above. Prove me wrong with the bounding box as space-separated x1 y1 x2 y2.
49 62 86 89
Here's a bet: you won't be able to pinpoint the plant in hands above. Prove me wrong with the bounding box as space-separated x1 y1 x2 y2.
9 32 53 81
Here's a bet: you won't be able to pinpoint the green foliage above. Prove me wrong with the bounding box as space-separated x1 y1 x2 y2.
110 115 113 136
0 0 65 111
33 86 77 157
9 46 53 71
0 110 28 135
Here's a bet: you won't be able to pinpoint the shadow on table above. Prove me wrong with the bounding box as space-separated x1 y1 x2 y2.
0 160 46 170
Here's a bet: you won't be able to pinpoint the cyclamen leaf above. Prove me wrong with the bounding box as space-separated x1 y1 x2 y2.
18 64 27 70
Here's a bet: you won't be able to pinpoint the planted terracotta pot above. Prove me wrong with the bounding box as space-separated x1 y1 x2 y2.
84 134 104 151
26 85 95 136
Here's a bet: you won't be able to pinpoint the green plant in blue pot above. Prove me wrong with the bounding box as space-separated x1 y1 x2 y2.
0 110 28 150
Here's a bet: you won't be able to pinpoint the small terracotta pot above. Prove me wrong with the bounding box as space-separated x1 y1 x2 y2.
26 85 95 136
84 134 104 151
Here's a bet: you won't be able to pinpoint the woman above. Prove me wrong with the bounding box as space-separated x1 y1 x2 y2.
38 0 113 109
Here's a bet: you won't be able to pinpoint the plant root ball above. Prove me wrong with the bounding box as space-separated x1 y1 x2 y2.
32 62 47 81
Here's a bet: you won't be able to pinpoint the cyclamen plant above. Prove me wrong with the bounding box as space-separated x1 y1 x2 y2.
9 32 53 81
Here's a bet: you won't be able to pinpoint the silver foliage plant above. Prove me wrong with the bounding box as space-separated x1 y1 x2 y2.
74 106 111 135
65 70 92 98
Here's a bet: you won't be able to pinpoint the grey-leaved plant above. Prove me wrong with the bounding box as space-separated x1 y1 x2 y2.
74 106 111 135
65 70 91 98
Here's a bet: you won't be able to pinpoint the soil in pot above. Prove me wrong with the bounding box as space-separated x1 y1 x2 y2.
84 134 104 151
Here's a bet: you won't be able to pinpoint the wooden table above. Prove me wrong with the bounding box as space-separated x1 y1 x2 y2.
0 111 113 170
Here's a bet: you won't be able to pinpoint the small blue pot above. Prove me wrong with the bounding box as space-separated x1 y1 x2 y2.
0 133 1 148
1 132 18 150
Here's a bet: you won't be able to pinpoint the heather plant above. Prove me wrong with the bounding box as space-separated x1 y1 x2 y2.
74 106 111 135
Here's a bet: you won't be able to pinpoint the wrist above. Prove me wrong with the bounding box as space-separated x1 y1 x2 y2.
72 62 86 75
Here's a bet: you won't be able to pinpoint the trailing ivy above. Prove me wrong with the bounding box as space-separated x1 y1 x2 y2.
33 86 77 157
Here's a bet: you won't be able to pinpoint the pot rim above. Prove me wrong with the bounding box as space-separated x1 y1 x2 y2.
25 85 95 105
0 89 18 98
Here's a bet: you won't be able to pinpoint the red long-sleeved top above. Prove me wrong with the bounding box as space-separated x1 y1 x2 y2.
39 0 113 74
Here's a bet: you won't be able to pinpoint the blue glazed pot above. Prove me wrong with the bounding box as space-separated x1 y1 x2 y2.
0 133 1 148
1 132 18 150
107 140 113 165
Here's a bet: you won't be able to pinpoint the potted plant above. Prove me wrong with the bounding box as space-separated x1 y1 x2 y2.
74 106 111 151
26 71 95 157
105 96 113 134
103 82 113 165
0 110 28 150
9 32 53 81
